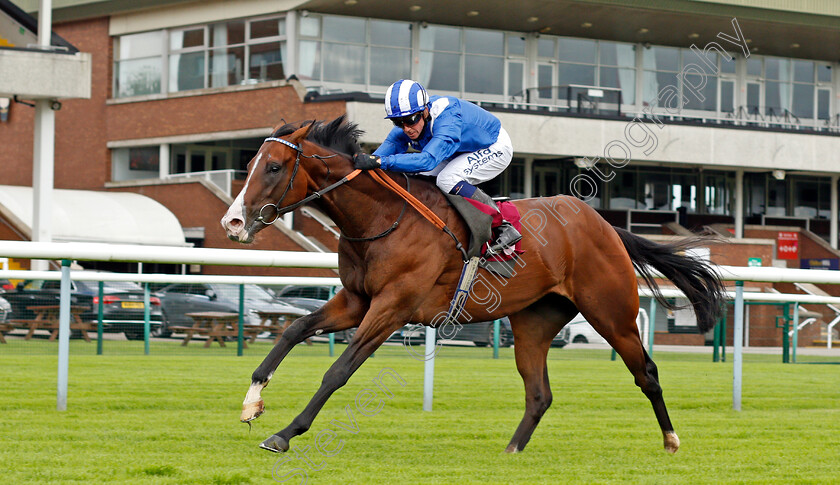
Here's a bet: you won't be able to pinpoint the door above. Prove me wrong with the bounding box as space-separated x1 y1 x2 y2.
533 163 562 197
746 81 763 117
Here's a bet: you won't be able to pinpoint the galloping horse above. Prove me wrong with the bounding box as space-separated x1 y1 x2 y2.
221 116 725 454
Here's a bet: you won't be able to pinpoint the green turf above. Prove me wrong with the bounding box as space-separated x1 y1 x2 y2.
1 342 838 484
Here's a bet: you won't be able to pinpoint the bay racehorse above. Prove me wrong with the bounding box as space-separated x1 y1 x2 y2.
221 115 725 454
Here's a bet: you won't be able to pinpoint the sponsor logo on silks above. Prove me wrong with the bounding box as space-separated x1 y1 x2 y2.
463 150 504 176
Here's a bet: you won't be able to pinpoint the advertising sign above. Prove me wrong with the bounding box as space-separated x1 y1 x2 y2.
776 232 799 260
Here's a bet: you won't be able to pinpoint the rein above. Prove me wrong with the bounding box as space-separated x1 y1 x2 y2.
258 136 468 260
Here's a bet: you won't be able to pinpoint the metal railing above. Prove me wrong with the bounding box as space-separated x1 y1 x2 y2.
165 169 247 196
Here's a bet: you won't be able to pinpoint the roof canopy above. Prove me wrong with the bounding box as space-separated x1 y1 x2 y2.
0 185 187 246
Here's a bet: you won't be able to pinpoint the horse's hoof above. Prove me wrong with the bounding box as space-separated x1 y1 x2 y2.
260 434 289 453
663 431 680 454
240 400 264 422
504 444 519 453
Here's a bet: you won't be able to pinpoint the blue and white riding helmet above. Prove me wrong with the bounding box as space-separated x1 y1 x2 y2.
384 79 429 118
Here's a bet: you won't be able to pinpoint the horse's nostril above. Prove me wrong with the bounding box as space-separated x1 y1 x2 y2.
228 218 244 231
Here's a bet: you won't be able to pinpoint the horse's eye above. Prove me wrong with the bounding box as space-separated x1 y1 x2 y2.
267 163 281 174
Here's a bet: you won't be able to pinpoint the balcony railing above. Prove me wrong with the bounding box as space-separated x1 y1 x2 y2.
165 169 246 196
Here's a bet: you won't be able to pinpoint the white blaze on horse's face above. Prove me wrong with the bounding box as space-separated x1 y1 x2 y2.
221 152 263 243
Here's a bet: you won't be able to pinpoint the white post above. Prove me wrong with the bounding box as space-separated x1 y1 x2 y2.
56 259 71 411
733 281 744 411
159 144 170 179
32 0 55 272
792 302 799 363
647 298 657 353
423 326 436 411
735 170 744 239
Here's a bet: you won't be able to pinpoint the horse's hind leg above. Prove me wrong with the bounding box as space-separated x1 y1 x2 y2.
577 294 680 453
505 295 575 453
242 290 366 422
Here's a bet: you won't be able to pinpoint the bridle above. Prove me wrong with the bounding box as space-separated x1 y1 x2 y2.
255 136 345 224
254 136 410 242
254 134 466 257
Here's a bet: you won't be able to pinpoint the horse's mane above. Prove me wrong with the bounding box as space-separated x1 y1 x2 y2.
271 115 363 156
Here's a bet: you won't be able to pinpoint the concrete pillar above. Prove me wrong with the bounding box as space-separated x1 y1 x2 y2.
831 174 838 249
523 157 533 198
734 169 744 239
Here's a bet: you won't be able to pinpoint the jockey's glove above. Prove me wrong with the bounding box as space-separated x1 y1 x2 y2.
353 153 381 170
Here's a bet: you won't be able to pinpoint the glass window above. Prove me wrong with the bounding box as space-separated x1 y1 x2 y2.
792 83 814 119
420 25 462 92
703 172 731 215
115 31 164 98
169 52 204 92
817 90 831 120
558 63 595 86
422 25 460 52
644 46 679 71
672 173 698 213
537 38 555 58
370 47 410 86
767 179 786 216
817 64 832 83
610 169 641 209
558 38 596 63
210 46 245 87
466 56 503 94
720 53 736 74
682 49 717 111
507 35 526 56
370 19 410 47
210 21 245 47
299 16 320 37
118 31 163 59
251 18 282 39
170 28 204 50
116 58 163 97
323 43 366 83
465 29 503 56
249 41 284 81
323 16 365 43
793 60 814 83
746 57 762 77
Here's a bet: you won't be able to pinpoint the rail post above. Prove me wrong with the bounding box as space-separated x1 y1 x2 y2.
237 284 245 356
143 282 151 355
733 281 744 411
57 259 71 411
96 281 104 355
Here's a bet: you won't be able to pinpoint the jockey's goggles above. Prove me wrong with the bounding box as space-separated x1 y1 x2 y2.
391 111 424 128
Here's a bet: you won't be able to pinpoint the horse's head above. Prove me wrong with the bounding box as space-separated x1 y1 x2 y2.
221 116 362 243
221 121 317 243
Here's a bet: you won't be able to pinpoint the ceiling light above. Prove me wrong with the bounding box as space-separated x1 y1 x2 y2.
688 33 699 39
344 0 357 4
580 22 592 28
539 26 552 34
409 5 422 12
466 10 479 17
527 16 539 23
790 43 800 48
745 38 752 44
637 28 649 34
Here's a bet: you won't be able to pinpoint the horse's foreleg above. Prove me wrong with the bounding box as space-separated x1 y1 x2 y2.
259 302 407 453
242 290 366 423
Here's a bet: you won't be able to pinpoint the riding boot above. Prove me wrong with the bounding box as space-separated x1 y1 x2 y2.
465 187 522 253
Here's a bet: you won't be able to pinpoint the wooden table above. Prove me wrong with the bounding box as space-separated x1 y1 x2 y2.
11 305 93 342
252 310 310 345
172 311 243 348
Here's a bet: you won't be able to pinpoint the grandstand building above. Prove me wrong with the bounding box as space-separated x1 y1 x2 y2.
2 0 840 345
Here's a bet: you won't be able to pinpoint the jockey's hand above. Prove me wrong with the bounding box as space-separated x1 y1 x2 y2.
353 153 381 170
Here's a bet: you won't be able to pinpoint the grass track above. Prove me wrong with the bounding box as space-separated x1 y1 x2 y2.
1 342 838 484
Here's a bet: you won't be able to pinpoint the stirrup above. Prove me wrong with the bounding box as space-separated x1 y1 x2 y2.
487 222 521 254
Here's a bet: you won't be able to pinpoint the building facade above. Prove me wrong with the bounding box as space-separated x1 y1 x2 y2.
3 0 840 344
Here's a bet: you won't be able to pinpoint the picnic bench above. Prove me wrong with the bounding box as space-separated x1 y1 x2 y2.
170 311 251 348
0 321 13 343
252 310 311 345
8 305 94 342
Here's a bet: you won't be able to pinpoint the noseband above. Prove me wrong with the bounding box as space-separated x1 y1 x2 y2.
255 136 344 224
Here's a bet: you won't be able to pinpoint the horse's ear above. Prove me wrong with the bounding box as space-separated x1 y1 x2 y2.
289 120 315 143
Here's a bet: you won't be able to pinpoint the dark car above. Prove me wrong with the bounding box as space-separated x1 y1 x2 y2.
157 283 308 337
0 279 15 292
2 278 163 340
394 317 514 347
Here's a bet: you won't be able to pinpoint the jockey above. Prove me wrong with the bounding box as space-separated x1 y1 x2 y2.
353 79 521 254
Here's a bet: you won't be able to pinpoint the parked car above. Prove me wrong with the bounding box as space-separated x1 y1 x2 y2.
0 278 15 292
156 283 308 338
565 313 608 344
271 285 335 301
1 278 163 340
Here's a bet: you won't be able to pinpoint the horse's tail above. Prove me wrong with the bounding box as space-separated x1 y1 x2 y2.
613 227 726 333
